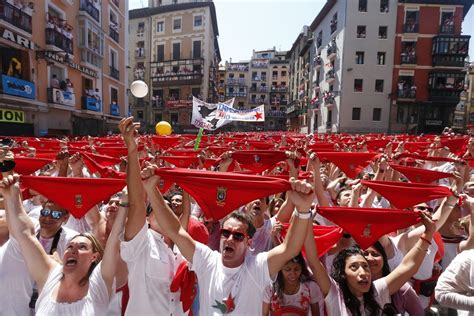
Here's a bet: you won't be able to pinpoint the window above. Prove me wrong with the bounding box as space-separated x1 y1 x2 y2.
330 13 337 34
357 26 366 38
239 74 245 79
169 88 180 100
173 18 181 31
170 113 178 125
157 21 164 32
375 79 384 92
137 110 143 119
359 0 367 12
377 52 386 65
380 0 389 13
111 87 118 103
172 43 180 60
155 113 162 122
192 88 201 97
352 107 361 120
193 41 201 58
356 51 365 64
378 26 387 39
137 22 145 35
404 11 419 33
281 71 287 77
156 44 164 62
327 110 332 128
373 108 382 121
354 79 363 92
440 12 454 34
194 15 203 28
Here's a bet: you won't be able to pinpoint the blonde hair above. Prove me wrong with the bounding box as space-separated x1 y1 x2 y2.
69 233 104 286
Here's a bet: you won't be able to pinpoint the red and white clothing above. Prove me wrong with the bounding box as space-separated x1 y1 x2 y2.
249 217 276 256
263 280 324 315
120 224 185 315
190 242 273 315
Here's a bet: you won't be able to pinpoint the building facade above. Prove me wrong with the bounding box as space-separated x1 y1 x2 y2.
0 0 128 136
390 0 471 134
128 1 220 134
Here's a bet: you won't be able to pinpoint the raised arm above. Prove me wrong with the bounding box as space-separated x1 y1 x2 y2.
308 153 330 207
119 117 147 241
141 164 196 263
267 178 313 278
1 173 57 290
459 195 474 252
100 187 129 297
385 211 436 295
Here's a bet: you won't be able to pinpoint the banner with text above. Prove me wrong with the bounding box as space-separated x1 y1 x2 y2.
191 97 234 131
216 103 265 122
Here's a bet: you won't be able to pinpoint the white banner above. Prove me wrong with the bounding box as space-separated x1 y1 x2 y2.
191 97 234 130
216 103 265 122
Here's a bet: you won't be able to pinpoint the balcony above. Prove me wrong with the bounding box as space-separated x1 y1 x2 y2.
109 25 119 43
0 0 32 34
111 0 120 8
330 20 337 34
314 56 322 69
150 58 204 86
403 23 419 33
226 92 247 98
135 48 145 59
266 110 286 118
286 103 300 115
0 75 35 99
327 45 336 60
325 70 335 83
47 88 75 107
251 60 269 68
249 99 267 105
227 78 246 85
79 0 100 23
250 86 268 93
397 87 416 100
429 88 462 103
110 66 120 80
433 55 466 67
439 24 454 35
432 36 470 67
316 37 322 49
46 28 74 54
82 96 102 112
150 98 164 108
110 103 120 116
270 86 288 93
401 54 417 64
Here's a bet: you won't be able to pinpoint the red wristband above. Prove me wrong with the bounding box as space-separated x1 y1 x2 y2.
420 236 432 246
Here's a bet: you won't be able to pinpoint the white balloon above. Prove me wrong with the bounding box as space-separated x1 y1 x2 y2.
130 80 148 98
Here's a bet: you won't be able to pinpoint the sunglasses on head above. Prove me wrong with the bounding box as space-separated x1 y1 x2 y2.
40 208 66 219
220 228 247 242
415 206 434 212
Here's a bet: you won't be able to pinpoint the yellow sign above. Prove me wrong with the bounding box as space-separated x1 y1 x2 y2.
0 109 24 123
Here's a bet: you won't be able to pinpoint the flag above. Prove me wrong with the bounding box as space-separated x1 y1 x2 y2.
215 103 265 122
191 97 234 131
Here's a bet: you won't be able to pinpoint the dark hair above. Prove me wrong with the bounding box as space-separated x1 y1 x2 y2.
370 241 391 277
274 253 313 300
222 211 256 238
331 246 381 316
68 233 103 287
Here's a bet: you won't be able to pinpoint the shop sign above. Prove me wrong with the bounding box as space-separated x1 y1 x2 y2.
1 75 35 99
51 88 75 107
84 97 102 112
44 51 99 78
425 120 442 126
0 108 25 123
0 28 34 50
166 100 193 108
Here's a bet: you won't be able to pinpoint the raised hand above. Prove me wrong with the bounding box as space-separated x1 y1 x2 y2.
287 178 314 213
140 163 160 191
119 117 140 152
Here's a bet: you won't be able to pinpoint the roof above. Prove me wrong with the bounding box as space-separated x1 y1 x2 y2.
309 0 337 32
129 2 221 60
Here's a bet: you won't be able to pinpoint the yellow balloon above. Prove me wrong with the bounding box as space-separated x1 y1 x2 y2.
155 121 172 136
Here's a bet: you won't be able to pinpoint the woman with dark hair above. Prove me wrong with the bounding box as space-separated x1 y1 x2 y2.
0 173 124 315
304 209 436 316
263 253 322 316
364 241 424 316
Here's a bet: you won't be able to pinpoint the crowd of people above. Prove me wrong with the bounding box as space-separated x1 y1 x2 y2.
0 118 474 315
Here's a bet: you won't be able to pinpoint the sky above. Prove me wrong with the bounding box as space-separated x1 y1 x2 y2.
129 0 474 63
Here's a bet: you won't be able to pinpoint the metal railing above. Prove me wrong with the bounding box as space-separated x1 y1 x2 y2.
401 54 416 64
45 28 74 54
79 0 100 23
109 26 119 43
110 66 120 80
0 0 32 33
397 88 416 99
403 23 419 33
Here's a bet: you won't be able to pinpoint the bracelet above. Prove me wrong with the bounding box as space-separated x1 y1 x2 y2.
119 202 130 208
293 210 312 220
416 246 428 253
420 236 432 245
445 202 456 207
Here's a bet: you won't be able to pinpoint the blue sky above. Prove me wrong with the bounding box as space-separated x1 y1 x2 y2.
129 0 474 63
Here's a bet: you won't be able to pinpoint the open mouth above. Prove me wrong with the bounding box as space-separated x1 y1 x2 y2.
223 246 234 254
358 280 369 286
65 258 78 266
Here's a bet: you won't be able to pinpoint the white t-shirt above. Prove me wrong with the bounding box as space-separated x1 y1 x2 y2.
35 263 109 316
0 237 34 316
36 226 78 258
190 242 274 315
249 217 276 256
325 277 390 316
263 280 324 315
120 223 185 315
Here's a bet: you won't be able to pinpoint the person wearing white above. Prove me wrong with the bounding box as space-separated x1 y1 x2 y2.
435 249 474 315
0 173 123 316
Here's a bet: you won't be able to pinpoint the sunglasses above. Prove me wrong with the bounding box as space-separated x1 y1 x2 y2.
415 206 434 213
40 208 66 219
220 228 248 242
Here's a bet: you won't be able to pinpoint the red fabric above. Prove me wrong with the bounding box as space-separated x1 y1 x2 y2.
81 152 121 167
207 146 231 157
306 143 336 151
401 142 431 153
433 232 444 264
115 283 129 316
397 153 460 164
187 217 209 244
32 152 61 159
151 136 182 149
317 207 421 249
274 306 306 316
247 141 275 150
232 150 295 173
364 139 391 151
360 180 453 209
12 157 53 175
161 156 199 168
82 153 126 179
441 138 467 156
25 140 61 150
155 168 291 220
94 145 144 158
165 149 199 156
389 163 453 184
170 261 196 313
20 176 126 218
269 171 313 181
281 224 343 257
316 152 379 179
